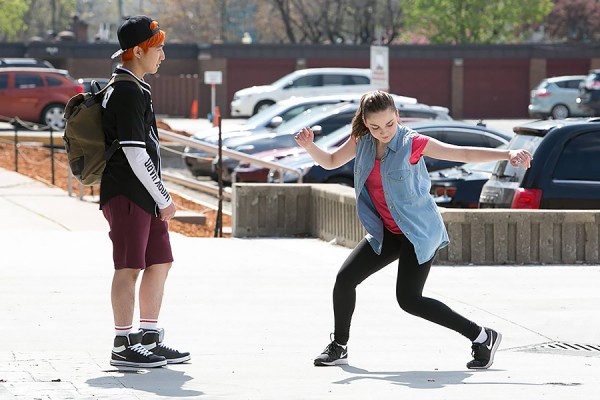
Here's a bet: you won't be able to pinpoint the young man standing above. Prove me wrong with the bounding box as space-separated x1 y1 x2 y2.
101 15 190 368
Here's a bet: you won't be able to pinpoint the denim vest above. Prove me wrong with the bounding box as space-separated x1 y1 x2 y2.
353 125 449 265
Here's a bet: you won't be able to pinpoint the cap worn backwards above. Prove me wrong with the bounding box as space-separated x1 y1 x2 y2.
111 15 161 59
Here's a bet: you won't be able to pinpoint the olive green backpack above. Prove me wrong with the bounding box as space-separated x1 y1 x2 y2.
63 74 142 185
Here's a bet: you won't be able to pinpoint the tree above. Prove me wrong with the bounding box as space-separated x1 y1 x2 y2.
0 0 29 41
544 0 600 42
267 0 404 44
402 0 554 44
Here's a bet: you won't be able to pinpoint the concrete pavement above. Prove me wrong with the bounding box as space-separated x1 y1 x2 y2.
1 167 599 399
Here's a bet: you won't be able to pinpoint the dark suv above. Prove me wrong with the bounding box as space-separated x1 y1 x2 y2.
479 119 600 209
577 70 600 116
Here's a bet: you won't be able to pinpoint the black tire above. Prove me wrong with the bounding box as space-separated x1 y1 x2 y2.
253 100 275 115
40 103 66 130
325 176 354 187
550 104 570 120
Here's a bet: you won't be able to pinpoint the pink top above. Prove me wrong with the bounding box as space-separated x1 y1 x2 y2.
365 134 430 234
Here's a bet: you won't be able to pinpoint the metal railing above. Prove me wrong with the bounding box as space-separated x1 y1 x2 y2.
158 128 304 188
1 116 304 201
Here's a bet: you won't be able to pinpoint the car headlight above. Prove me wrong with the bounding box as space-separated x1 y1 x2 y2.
234 145 255 153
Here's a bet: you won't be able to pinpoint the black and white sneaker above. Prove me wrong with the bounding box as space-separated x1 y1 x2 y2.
314 338 348 366
467 327 502 369
142 328 191 364
110 331 167 368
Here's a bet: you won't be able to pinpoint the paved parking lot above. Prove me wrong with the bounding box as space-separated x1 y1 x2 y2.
1 167 599 399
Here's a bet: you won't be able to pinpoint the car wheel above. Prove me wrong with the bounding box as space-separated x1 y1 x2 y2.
41 103 66 130
253 100 274 115
325 176 354 187
550 104 569 120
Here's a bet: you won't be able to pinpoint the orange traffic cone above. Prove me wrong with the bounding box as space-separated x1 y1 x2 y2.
190 99 198 119
213 106 220 127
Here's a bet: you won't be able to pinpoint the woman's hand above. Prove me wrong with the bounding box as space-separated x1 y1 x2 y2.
294 127 314 149
508 149 533 169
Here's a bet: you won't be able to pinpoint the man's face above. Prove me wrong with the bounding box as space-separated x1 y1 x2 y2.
140 42 165 74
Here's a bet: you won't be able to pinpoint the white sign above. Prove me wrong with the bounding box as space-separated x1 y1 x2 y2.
204 71 223 85
370 46 389 91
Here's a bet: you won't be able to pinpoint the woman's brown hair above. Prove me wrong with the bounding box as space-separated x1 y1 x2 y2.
121 20 165 62
350 90 396 140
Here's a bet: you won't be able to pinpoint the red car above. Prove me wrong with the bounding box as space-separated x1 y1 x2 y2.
0 67 83 130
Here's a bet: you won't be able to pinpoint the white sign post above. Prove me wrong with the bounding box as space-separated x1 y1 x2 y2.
370 46 389 91
204 71 223 117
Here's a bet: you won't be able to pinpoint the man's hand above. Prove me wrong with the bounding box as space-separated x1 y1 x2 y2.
159 202 176 221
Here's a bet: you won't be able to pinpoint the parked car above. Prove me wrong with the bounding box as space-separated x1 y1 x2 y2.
76 78 109 93
528 75 592 119
212 101 452 182
479 118 600 209
233 123 354 183
577 69 600 116
429 158 500 208
233 100 455 183
184 102 355 176
268 120 512 186
0 58 54 68
196 92 417 141
0 67 83 130
230 67 374 117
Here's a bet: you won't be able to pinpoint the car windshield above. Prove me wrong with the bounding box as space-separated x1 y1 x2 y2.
245 102 292 127
492 134 542 182
270 72 299 87
315 124 351 148
273 103 349 134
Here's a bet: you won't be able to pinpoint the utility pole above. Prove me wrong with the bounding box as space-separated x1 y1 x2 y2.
118 0 124 23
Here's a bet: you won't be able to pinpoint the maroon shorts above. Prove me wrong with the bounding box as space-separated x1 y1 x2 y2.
102 195 173 270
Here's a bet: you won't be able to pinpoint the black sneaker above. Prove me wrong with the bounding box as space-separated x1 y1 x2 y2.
467 328 502 369
314 338 348 366
142 328 191 364
110 331 167 368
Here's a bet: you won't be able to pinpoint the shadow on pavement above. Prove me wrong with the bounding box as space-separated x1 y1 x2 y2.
86 367 203 397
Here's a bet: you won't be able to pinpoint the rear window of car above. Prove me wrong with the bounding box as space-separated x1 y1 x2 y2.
553 132 600 181
46 75 63 86
15 74 43 88
291 75 321 88
400 110 441 120
555 79 582 89
346 75 369 85
492 133 543 182
0 74 7 89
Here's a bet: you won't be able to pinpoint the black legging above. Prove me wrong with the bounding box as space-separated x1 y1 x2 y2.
333 229 481 345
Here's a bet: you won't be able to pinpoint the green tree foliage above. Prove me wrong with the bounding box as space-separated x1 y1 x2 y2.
0 0 29 41
0 0 77 42
402 0 554 44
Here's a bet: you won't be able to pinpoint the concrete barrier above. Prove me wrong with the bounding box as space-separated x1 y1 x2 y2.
233 183 600 265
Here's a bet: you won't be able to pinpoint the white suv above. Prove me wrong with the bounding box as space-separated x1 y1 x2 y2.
230 67 373 117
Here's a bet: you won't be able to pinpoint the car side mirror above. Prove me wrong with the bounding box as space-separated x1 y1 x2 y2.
311 125 323 136
268 116 283 128
283 81 293 89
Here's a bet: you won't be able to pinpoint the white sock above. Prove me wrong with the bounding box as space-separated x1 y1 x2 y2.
335 341 347 349
115 325 132 337
140 318 158 331
473 327 488 344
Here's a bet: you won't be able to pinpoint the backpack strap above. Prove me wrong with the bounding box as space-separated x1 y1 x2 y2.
102 73 145 161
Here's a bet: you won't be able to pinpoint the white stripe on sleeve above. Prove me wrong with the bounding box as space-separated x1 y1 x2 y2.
122 147 172 209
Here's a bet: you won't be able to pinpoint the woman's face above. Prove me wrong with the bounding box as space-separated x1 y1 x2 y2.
363 108 399 144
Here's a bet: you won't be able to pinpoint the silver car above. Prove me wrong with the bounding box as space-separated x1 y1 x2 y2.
528 75 592 119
